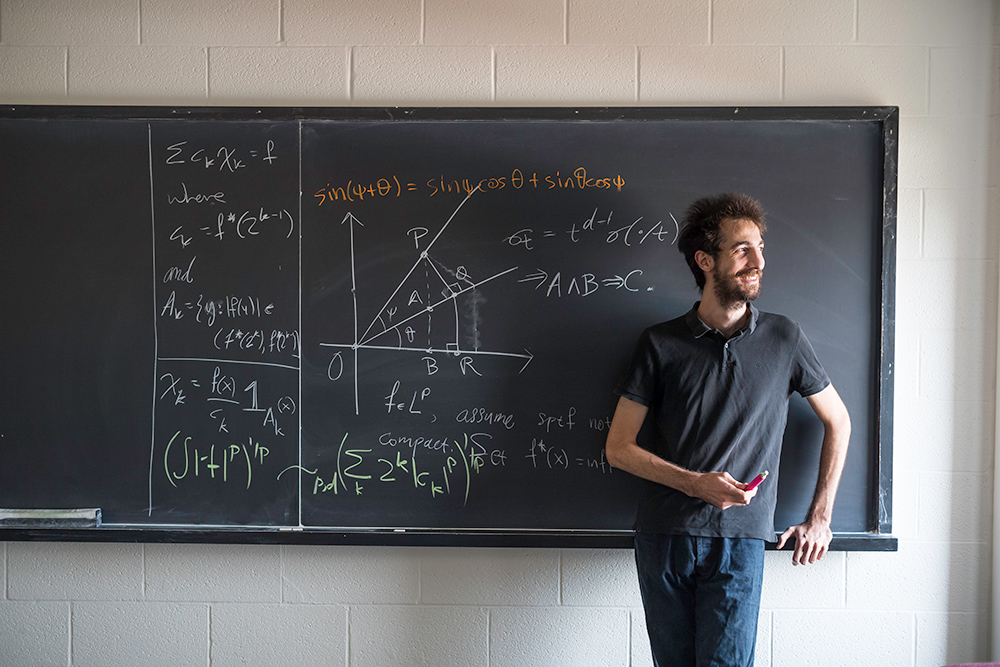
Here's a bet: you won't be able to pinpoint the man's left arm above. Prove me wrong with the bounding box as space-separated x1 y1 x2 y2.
776 384 851 565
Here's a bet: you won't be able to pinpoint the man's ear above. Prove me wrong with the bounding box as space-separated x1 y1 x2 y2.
694 250 715 273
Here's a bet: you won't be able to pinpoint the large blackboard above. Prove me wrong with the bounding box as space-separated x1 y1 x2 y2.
0 107 896 548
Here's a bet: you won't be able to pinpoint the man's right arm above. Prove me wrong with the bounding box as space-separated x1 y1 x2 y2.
604 396 756 510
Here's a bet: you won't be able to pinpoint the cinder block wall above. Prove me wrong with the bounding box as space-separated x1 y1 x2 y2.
1 1 997 665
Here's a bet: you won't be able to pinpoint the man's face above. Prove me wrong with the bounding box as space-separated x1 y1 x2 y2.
710 218 765 308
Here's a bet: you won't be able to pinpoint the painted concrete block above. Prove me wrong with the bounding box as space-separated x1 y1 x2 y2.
0 601 68 667
917 472 992 541
888 469 919 539
772 609 913 666
72 601 208 667
918 325 996 403
991 120 1000 188
893 398 996 472
893 399 994 472
281 546 419 604
631 609 654 667
0 46 65 102
916 611 990 667
858 0 995 46
352 46 491 104
992 48 1000 114
847 541 988 612
209 47 348 104
561 548 642 607
141 0 278 46
145 544 281 603
713 0 854 45
784 46 927 112
894 188 922 260
420 548 559 606
0 0 136 45
639 46 780 104
569 0 708 46
351 605 486 667
7 542 142 601
425 0 563 46
923 187 997 259
896 259 997 331
991 185 1000 232
761 552 845 609
930 47 995 117
755 611 772 667
283 0 420 46
490 606 629 667
898 116 991 190
211 603 347 667
69 46 205 103
891 330 920 401
495 46 635 104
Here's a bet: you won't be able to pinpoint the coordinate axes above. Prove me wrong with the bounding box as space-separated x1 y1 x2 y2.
320 186 534 415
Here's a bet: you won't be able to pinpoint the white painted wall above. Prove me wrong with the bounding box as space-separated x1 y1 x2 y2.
0 1 997 665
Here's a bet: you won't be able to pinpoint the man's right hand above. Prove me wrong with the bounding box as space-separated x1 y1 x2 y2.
689 471 757 510
605 398 758 510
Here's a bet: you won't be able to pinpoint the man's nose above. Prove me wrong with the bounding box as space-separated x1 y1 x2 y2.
749 248 765 271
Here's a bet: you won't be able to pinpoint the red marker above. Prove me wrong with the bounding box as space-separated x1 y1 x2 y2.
744 471 769 492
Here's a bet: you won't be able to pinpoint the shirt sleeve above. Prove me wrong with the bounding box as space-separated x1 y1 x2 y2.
790 324 831 397
615 328 659 407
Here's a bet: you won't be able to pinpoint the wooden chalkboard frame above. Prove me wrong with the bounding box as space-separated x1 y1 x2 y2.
0 105 897 550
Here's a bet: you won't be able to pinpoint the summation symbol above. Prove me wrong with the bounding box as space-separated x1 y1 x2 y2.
321 186 533 414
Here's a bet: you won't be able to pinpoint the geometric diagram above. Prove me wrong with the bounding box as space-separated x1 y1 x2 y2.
319 186 533 415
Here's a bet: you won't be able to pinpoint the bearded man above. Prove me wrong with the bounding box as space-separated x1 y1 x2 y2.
605 193 851 667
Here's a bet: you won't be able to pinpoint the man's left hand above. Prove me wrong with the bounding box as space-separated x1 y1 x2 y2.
776 519 833 565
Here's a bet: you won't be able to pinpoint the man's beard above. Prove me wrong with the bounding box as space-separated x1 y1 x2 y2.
712 266 762 309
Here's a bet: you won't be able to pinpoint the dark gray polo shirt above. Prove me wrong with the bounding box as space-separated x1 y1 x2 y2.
616 302 830 541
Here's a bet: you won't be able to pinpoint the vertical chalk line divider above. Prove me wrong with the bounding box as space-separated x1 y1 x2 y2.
298 120 304 527
350 209 360 417
147 123 157 517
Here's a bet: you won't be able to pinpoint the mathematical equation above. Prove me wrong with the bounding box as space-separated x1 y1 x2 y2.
281 432 497 505
159 290 276 326
165 140 279 172
163 432 271 490
313 166 626 205
503 207 680 250
518 268 652 297
158 366 296 436
167 207 295 249
278 409 614 506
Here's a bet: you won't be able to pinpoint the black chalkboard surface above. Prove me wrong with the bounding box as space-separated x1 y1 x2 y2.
0 107 896 549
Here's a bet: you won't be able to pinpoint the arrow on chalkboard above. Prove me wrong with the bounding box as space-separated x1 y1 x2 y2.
519 349 534 374
340 212 365 228
341 212 365 416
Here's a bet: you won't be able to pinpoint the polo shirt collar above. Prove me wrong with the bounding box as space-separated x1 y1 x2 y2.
685 301 759 338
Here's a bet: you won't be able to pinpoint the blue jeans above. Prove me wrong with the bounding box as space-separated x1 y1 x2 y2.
635 533 765 667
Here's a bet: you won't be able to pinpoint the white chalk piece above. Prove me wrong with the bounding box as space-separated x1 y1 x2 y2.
0 508 101 528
